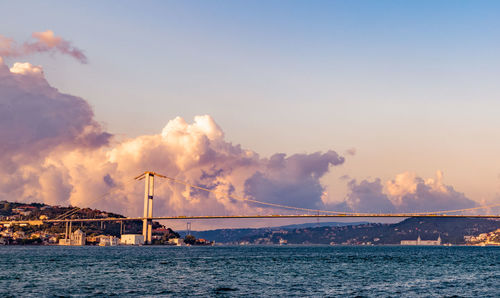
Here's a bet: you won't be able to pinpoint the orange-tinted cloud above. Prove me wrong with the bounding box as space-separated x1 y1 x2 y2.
0 56 478 219
332 171 477 213
0 30 87 63
0 58 346 217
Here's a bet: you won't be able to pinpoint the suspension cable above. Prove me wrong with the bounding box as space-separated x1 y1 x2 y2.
159 175 500 216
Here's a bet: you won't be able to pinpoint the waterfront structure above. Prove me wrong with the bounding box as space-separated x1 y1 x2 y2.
71 229 86 246
59 229 86 246
59 239 71 245
120 234 144 245
401 235 441 245
168 238 185 246
98 236 119 246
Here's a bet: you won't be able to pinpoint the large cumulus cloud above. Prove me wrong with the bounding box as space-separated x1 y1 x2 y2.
0 57 346 216
80 116 346 216
340 179 396 213
334 171 477 213
244 151 344 209
0 59 110 163
385 171 475 212
0 57 111 207
0 40 479 219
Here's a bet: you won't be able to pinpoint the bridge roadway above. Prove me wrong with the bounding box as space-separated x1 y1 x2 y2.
2 213 500 225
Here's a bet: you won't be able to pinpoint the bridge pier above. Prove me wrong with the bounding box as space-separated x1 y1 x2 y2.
142 172 154 244
65 221 69 240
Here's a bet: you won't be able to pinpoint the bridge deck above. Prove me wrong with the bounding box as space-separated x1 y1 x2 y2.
1 214 500 225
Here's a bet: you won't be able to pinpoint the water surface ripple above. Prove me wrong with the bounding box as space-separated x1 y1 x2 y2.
0 246 498 297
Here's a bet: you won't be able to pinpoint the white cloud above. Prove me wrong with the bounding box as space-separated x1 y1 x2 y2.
0 58 346 218
336 171 476 213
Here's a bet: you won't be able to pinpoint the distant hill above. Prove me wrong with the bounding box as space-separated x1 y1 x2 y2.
237 217 500 245
277 221 369 229
184 221 369 243
4 201 499 245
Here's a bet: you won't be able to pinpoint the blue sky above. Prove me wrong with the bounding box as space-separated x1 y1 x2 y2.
2 0 500 209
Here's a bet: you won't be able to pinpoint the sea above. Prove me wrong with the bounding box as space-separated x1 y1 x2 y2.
0 246 498 297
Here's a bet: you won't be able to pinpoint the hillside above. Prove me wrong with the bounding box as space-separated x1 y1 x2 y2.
186 221 369 243
3 201 499 246
0 201 145 237
238 217 500 245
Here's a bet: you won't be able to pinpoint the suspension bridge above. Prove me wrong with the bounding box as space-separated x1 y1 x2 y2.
2 171 500 244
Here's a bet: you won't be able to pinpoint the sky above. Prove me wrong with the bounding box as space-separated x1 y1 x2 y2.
1 1 500 229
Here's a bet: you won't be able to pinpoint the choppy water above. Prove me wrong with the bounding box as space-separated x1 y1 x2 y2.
0 246 498 297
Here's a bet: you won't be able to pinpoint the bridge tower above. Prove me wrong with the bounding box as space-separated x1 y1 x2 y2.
135 171 161 245
143 172 154 244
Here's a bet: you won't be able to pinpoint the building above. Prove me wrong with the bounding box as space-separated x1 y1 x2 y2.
13 231 25 240
71 229 86 246
0 229 12 238
167 238 185 246
59 239 71 245
59 229 86 246
99 236 119 246
401 235 441 246
120 234 144 245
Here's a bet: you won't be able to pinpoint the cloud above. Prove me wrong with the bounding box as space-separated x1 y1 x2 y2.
0 30 87 63
339 174 351 180
341 179 396 213
0 59 110 207
0 59 346 217
0 56 479 220
0 35 15 57
91 118 346 216
335 171 477 213
244 151 345 209
345 148 356 156
385 171 475 212
0 60 110 160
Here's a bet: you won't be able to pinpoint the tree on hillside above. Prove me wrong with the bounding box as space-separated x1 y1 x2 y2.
184 235 196 245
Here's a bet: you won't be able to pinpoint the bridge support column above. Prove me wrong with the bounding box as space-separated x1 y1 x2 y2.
65 221 69 240
142 172 154 244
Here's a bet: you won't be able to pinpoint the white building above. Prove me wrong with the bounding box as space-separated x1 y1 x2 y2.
59 239 71 245
59 229 86 246
401 235 441 246
120 234 144 245
168 238 185 246
71 229 86 246
99 236 119 246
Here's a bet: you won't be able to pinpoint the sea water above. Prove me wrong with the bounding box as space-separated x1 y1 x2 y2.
0 246 498 297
